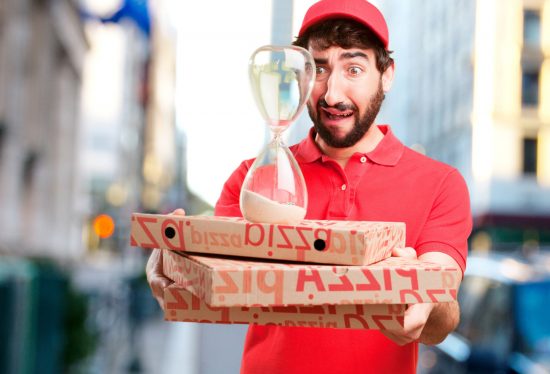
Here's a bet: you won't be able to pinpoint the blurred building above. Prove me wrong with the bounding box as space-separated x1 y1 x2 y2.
0 0 88 258
0 1 91 372
141 0 189 214
381 0 550 251
469 0 550 249
79 0 152 254
79 0 211 256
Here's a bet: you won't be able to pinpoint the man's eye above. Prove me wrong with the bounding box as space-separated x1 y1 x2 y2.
349 67 363 75
316 66 327 75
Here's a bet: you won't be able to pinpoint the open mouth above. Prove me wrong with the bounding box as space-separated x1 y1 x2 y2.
322 108 354 121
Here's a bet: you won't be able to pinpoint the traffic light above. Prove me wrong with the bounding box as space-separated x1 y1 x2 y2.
92 214 115 239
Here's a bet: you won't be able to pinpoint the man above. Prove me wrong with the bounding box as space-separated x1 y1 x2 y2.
147 0 472 372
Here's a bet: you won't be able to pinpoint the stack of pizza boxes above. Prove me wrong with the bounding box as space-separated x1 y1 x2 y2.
130 214 460 331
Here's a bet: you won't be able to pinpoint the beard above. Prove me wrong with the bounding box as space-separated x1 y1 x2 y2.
308 80 385 148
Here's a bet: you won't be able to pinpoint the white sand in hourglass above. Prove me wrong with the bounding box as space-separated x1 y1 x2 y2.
241 189 306 225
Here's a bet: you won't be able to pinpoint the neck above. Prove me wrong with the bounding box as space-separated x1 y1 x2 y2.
315 125 384 168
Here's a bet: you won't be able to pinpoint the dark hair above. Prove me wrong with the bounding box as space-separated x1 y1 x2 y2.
293 18 394 73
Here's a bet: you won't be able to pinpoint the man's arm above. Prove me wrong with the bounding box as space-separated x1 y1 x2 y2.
381 168 471 346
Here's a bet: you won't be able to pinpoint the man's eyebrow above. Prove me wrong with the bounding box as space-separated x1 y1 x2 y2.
340 51 369 60
313 52 369 65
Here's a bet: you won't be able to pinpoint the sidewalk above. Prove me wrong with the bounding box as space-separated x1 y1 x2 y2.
136 315 247 374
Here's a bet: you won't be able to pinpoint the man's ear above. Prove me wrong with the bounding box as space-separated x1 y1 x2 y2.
381 62 395 92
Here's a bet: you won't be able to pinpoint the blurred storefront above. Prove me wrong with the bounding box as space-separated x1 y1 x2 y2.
0 1 93 372
0 0 200 372
0 0 88 259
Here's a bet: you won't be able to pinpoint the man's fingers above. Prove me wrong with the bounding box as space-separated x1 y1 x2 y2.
150 275 174 310
379 329 410 346
146 248 174 310
380 303 433 346
171 208 186 216
380 327 418 346
149 274 174 310
146 248 162 276
151 274 172 298
392 247 417 259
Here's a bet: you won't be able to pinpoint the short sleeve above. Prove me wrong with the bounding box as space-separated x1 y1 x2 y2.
214 160 252 217
415 169 473 274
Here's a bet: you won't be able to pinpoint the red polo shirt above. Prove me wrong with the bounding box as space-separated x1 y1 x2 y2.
215 125 472 374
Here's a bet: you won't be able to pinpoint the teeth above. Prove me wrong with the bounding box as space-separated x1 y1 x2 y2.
329 113 351 118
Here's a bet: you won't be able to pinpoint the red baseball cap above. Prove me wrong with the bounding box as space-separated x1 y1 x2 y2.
298 0 389 49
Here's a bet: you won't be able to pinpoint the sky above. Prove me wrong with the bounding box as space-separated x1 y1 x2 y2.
174 0 318 207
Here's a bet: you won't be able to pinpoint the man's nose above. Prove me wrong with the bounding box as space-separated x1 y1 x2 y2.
324 72 345 107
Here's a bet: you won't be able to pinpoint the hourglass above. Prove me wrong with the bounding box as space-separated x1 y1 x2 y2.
240 45 315 225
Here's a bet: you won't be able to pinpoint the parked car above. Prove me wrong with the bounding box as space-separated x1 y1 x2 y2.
419 252 550 374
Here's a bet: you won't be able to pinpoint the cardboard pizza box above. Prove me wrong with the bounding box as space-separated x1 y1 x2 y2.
130 213 405 266
164 285 405 330
163 250 460 307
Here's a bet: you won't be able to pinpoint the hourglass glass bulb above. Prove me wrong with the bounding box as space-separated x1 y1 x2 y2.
249 46 315 130
240 45 315 225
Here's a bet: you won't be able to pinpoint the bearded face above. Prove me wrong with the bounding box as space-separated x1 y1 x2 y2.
308 79 385 148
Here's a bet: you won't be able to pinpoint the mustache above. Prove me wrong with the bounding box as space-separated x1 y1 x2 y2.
318 99 357 112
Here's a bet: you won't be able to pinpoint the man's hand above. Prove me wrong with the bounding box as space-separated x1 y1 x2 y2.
380 247 433 345
381 301 435 346
145 208 186 310
380 247 460 346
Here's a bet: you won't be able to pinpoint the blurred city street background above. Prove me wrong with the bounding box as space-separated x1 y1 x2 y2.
1 0 549 373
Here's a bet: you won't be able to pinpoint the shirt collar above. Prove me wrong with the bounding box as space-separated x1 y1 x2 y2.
294 124 404 166
294 128 323 163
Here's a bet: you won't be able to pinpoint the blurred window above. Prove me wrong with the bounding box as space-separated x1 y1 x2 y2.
514 281 550 355
0 122 5 157
521 69 540 106
462 279 513 360
22 151 38 186
523 10 541 47
522 137 537 175
456 275 491 337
